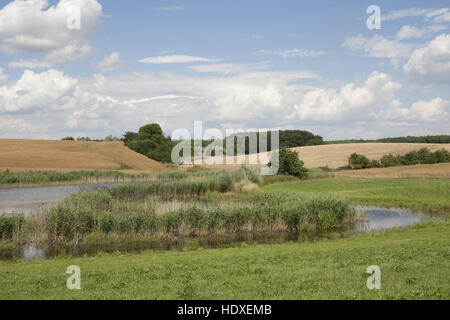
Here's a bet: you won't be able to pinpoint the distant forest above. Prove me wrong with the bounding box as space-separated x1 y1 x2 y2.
62 124 450 163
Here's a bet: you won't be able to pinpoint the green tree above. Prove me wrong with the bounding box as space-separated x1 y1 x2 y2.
348 153 370 169
274 147 308 178
138 123 164 142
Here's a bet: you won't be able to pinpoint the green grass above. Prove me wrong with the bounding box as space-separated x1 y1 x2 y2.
0 221 448 299
263 177 450 217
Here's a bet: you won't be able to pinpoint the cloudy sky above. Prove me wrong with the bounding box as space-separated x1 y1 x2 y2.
0 0 449 140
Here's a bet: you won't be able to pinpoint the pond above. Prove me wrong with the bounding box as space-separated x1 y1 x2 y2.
0 183 130 215
0 184 437 260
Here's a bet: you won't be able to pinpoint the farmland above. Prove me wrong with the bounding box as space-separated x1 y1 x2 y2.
200 143 450 170
0 139 167 173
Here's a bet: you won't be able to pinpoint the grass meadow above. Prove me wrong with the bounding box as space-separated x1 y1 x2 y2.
0 221 448 299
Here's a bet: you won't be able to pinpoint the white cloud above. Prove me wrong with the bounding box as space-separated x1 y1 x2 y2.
427 8 450 23
9 43 91 69
343 34 414 58
0 68 448 140
0 69 78 113
95 52 122 72
139 55 218 64
256 48 326 58
382 7 450 21
45 43 91 64
396 24 448 40
382 8 433 21
0 0 102 64
382 97 449 122
292 71 402 122
403 34 450 85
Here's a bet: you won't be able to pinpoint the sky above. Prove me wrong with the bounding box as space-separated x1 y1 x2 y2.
0 0 449 140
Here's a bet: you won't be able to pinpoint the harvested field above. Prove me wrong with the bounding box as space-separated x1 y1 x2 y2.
0 139 168 173
337 163 450 178
199 143 450 169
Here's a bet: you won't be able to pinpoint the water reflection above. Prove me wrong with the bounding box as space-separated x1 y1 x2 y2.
355 205 432 231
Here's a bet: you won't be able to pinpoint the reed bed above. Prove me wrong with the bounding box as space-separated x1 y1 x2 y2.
2 191 356 244
0 169 188 186
0 168 357 255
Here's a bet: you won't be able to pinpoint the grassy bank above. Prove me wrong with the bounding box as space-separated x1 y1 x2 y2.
263 177 450 217
0 221 448 299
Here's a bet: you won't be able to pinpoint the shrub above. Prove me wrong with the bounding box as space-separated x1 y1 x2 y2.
380 154 399 167
348 153 370 169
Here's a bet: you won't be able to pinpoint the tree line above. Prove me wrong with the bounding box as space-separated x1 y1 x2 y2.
348 148 450 170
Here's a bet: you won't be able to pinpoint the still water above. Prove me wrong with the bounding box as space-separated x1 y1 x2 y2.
0 184 435 260
0 183 124 215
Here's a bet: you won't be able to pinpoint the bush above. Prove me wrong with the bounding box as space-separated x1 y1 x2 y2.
348 153 370 169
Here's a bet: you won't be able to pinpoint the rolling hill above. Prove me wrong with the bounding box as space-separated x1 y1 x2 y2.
0 139 168 173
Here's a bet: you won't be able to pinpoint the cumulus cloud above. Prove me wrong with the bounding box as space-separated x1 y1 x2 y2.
0 0 102 65
139 55 218 64
95 52 122 72
0 69 78 113
292 71 402 122
0 68 448 140
382 97 449 122
403 34 450 85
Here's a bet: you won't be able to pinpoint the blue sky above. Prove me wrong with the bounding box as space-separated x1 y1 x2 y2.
0 0 449 140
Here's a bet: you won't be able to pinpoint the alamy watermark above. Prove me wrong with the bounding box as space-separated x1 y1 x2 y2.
66 5 81 30
367 5 381 30
366 265 381 290
66 265 81 290
170 121 279 175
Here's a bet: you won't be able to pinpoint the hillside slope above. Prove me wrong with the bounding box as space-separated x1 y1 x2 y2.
0 139 167 173
200 143 450 169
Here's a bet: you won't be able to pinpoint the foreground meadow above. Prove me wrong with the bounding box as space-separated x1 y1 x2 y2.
0 221 448 299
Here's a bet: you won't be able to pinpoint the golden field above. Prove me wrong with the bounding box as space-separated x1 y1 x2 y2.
1 140 450 178
200 143 450 170
0 139 167 173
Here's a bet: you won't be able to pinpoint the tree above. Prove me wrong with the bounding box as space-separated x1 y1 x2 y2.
138 123 164 142
62 136 74 141
275 147 308 178
123 131 139 143
348 153 370 169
